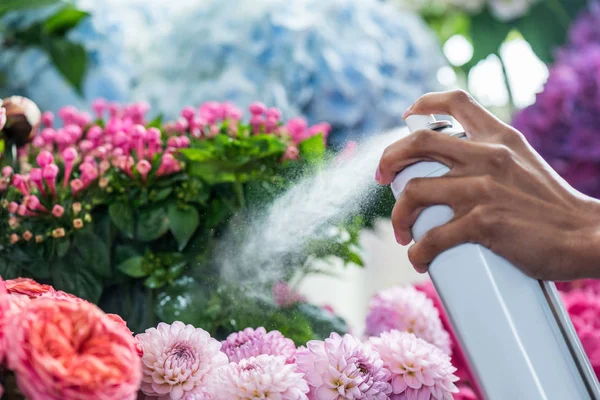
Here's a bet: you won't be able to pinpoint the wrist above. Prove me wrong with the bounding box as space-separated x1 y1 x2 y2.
572 197 600 279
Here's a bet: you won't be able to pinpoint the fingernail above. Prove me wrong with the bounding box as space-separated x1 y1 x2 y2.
375 167 381 183
402 107 412 119
394 231 402 244
415 264 428 274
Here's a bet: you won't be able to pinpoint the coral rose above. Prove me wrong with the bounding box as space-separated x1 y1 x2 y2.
5 277 54 297
5 299 142 400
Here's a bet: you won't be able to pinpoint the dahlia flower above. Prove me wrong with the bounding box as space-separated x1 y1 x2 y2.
365 285 452 355
296 332 392 399
221 327 296 364
369 330 459 400
5 299 141 400
136 321 228 400
208 354 309 400
560 289 600 378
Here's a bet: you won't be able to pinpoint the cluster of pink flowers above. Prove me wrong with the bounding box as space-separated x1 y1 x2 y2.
0 276 141 400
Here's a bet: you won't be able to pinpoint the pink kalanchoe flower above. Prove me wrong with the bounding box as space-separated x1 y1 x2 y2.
308 122 332 140
92 99 106 118
7 201 18 214
12 174 30 195
135 321 228 400
266 107 282 120
29 167 44 195
5 298 141 400
250 114 264 133
17 204 28 216
221 327 296 364
26 195 45 212
137 160 152 182
41 127 56 143
32 135 45 148
287 117 309 144
208 354 309 400
57 105 78 124
179 136 190 148
369 330 459 400
52 204 64 218
296 332 392 399
174 117 189 133
272 280 306 308
2 166 13 177
181 106 196 121
365 285 452 355
0 106 6 131
36 150 54 168
41 111 54 127
61 147 78 188
42 164 59 197
249 102 267 115
282 145 299 161
70 178 84 196
86 125 103 142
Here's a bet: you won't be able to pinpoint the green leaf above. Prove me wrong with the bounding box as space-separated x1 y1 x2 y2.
168 204 200 251
152 187 173 202
155 277 210 325
108 201 134 239
298 134 325 163
0 0 59 15
69 232 111 278
294 303 348 340
98 282 155 334
137 207 170 242
117 256 147 278
0 140 5 154
465 9 512 70
147 115 163 129
0 256 20 279
55 237 71 258
52 259 103 303
5 247 50 279
144 275 166 289
43 39 88 94
43 5 90 36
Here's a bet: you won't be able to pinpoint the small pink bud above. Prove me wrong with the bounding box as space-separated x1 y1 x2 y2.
266 107 282 120
72 202 82 214
42 164 59 180
99 160 111 174
8 202 18 213
70 179 84 194
92 99 106 117
76 112 92 127
41 128 56 142
8 217 19 228
146 127 161 143
249 102 267 115
2 166 13 177
41 111 54 127
167 136 179 148
10 233 19 244
179 136 190 148
86 125 103 141
282 145 299 161
308 122 332 139
108 103 121 118
136 159 152 181
62 147 78 163
250 115 264 125
73 218 84 229
99 177 109 188
174 117 188 133
79 140 94 153
36 150 54 167
130 124 146 139
58 106 77 122
32 136 45 148
181 106 196 121
52 204 65 218
35 235 44 243
26 195 41 211
23 231 33 241
65 124 83 141
17 204 27 216
52 228 65 238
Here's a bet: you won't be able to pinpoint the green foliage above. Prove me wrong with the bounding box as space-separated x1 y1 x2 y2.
168 203 200 251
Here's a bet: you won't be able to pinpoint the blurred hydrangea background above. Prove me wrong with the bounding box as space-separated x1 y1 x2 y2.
0 0 445 146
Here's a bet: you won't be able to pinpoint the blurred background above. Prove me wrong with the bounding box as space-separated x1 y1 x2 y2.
0 0 596 332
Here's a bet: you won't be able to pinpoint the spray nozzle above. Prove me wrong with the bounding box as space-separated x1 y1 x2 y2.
404 114 454 134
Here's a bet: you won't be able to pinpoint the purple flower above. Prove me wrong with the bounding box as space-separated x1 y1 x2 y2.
296 332 392 399
221 327 296 364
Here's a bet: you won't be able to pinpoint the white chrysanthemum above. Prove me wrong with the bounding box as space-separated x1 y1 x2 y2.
208 354 309 400
369 330 459 400
136 321 228 400
365 285 452 355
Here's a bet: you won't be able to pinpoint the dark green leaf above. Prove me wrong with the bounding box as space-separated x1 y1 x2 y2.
155 277 210 326
295 303 348 340
465 9 512 70
98 282 155 334
52 259 103 303
108 201 134 239
6 247 50 279
152 187 173 202
114 245 140 266
55 237 70 257
117 256 147 278
43 5 90 36
137 207 170 242
144 275 166 289
70 232 111 278
298 134 325 163
168 204 200 251
0 256 20 279
0 0 59 15
43 39 88 94
147 115 163 129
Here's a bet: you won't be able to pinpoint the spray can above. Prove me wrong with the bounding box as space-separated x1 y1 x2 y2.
391 114 600 400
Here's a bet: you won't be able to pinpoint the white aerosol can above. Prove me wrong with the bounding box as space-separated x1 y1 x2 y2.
391 114 600 400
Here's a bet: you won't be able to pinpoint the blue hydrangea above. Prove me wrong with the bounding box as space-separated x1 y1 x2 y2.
0 0 445 145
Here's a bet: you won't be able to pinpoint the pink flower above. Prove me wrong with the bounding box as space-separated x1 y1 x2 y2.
561 289 600 378
92 99 106 117
249 102 267 115
369 330 459 400
287 117 308 144
453 385 478 400
35 150 54 168
41 111 54 127
26 195 45 212
5 278 54 298
2 166 13 177
266 107 282 120
135 321 228 400
42 164 59 197
208 355 309 400
70 178 84 195
272 281 306 308
7 201 18 213
221 327 296 364
57 105 77 123
282 145 299 161
137 159 152 182
52 204 64 218
32 135 45 148
0 106 6 131
296 332 392 399
5 298 142 400
181 106 196 121
366 285 452 355
61 147 78 188
308 122 332 140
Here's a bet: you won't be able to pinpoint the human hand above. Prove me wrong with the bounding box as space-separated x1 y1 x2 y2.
376 90 600 281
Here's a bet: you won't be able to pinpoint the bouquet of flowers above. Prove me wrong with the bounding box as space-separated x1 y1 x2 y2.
0 95 362 343
0 276 462 400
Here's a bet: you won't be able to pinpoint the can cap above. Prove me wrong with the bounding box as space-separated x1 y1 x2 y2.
405 114 436 133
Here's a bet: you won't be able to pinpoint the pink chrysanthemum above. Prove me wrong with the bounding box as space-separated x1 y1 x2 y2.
208 354 309 400
296 332 392 399
136 321 228 400
561 289 600 378
369 330 459 400
221 327 296 364
365 285 452 355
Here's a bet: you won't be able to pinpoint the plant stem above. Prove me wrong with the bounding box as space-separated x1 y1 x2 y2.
498 53 515 115
233 182 245 209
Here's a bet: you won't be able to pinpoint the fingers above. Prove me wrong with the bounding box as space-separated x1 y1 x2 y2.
377 129 477 185
403 90 504 139
391 176 479 245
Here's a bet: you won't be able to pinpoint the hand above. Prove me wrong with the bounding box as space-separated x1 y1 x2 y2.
376 90 600 281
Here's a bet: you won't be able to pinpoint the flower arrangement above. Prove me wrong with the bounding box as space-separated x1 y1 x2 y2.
513 2 600 199
0 95 360 344
0 0 444 146
0 276 462 400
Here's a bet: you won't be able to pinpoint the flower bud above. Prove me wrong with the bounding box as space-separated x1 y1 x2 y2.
1 96 41 146
52 228 65 238
52 205 65 218
35 235 44 243
73 219 83 229
10 233 19 244
23 231 33 241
